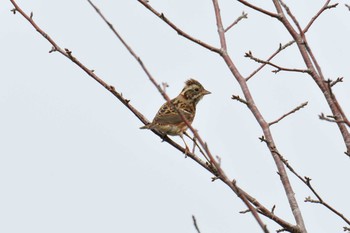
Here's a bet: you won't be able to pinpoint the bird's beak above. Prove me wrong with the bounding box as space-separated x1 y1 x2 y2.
202 89 211 95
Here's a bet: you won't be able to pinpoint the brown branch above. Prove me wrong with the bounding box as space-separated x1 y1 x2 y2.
231 94 248 105
304 1 338 33
319 113 350 130
224 11 248 32
246 41 294 81
245 51 310 74
88 2 296 232
303 178 350 226
9 0 215 177
245 0 337 81
269 148 350 226
330 77 344 87
237 0 279 18
271 0 350 156
211 1 304 232
269 102 308 126
279 0 304 36
86 1 224 170
137 0 221 54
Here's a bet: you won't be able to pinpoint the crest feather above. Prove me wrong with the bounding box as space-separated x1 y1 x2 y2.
185 79 202 87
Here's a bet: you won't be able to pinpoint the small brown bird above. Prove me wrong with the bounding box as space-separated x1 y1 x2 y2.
140 79 211 152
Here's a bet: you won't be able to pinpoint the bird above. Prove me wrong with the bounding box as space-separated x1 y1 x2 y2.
140 79 211 153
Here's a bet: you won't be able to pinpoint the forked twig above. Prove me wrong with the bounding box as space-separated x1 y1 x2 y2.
245 51 310 74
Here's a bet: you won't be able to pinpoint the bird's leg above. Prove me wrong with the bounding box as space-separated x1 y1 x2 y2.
184 132 210 163
180 134 190 156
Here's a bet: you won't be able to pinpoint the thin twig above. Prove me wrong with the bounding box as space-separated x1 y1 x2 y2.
9 0 214 175
279 0 304 36
237 0 279 18
330 77 343 87
245 51 310 74
137 0 221 54
192 215 201 233
231 94 248 105
269 148 350 226
212 1 271 232
304 1 337 32
245 0 337 81
224 11 248 32
269 102 308 126
345 4 350 11
246 41 294 81
319 113 350 128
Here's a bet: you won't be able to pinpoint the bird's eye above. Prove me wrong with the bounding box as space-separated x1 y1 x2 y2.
194 88 199 92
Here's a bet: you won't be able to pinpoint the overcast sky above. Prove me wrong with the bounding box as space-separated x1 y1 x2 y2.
1 1 350 233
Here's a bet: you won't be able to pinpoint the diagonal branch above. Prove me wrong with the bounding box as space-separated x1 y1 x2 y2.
87 2 302 232
271 0 350 156
237 0 279 18
213 1 306 232
246 41 294 81
9 0 214 175
224 11 248 32
88 2 302 232
137 0 221 54
269 149 350 226
192 215 201 233
269 102 308 126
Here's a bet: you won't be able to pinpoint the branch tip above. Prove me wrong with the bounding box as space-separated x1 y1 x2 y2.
49 46 57 53
192 215 201 233
231 94 248 105
346 4 350 11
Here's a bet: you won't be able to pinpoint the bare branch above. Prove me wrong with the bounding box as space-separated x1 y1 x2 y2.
137 0 221 54
224 11 248 32
274 0 350 155
237 0 279 18
88 2 297 232
192 215 201 233
330 77 344 87
303 179 350 225
245 51 310 74
8 0 215 175
245 1 337 81
269 147 350 226
231 94 248 105
319 113 350 128
305 1 338 33
246 41 294 81
269 102 308 126
279 0 304 36
345 4 350 11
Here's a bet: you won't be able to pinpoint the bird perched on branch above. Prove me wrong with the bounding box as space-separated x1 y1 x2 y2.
140 79 211 153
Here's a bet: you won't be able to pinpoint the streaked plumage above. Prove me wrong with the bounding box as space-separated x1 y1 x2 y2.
140 79 210 152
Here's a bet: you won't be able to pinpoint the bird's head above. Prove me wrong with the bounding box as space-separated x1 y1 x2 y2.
180 79 211 105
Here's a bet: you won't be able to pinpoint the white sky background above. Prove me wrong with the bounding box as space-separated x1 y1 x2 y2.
1 1 350 232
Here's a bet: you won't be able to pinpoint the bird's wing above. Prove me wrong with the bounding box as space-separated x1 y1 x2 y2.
154 103 194 125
